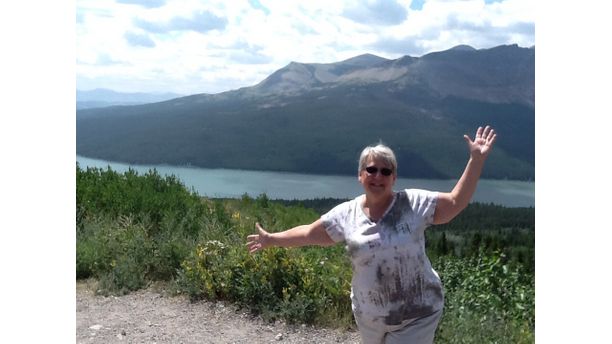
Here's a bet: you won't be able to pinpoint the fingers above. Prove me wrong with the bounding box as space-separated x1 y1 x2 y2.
248 243 261 254
475 126 484 139
483 125 492 138
467 125 496 156
473 125 496 142
246 235 261 253
482 125 496 144
489 133 497 145
247 222 266 254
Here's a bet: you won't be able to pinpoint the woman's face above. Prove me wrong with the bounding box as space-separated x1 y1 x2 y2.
358 156 396 197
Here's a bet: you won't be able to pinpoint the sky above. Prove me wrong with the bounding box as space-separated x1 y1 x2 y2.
76 0 535 95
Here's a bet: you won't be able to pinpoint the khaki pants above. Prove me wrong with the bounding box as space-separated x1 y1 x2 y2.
356 309 443 344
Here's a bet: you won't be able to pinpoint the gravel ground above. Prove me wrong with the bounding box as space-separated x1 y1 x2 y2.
76 280 361 344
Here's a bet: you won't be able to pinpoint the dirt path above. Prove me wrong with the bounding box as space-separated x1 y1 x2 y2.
76 280 360 344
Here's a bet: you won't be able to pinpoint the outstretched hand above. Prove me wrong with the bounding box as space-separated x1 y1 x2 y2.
464 125 497 161
246 222 271 254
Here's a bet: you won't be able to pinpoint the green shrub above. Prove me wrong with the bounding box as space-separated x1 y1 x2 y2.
77 165 210 294
435 308 534 344
76 164 206 231
97 253 148 296
436 251 534 328
176 239 353 327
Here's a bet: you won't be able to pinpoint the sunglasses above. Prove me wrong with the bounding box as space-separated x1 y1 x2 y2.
365 166 393 176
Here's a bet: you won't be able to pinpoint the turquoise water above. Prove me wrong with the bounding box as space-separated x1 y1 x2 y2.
76 155 534 207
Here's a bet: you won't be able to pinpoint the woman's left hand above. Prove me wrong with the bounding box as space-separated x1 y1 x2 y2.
464 125 497 161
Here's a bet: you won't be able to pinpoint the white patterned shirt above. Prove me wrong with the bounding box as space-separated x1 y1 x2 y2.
321 189 443 327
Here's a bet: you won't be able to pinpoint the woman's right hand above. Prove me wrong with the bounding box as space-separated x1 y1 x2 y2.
246 222 272 254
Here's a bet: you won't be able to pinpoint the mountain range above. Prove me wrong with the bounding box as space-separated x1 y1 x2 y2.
76 89 183 109
76 44 535 180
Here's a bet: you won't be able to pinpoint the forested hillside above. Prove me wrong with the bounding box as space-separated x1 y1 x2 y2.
77 44 534 180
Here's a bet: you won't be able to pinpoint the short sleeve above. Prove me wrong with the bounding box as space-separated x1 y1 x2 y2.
320 201 351 243
405 189 439 227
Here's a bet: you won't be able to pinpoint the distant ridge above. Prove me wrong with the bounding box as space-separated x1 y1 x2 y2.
77 88 183 109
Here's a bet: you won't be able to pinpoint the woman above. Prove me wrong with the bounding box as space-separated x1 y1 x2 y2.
246 126 497 344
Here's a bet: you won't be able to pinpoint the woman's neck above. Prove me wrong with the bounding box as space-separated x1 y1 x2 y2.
362 192 395 221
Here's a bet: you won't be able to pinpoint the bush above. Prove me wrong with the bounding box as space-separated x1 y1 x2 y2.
436 251 534 328
76 215 153 294
176 236 353 326
435 308 534 344
76 165 207 293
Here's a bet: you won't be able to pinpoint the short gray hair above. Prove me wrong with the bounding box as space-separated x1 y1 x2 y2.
358 142 397 175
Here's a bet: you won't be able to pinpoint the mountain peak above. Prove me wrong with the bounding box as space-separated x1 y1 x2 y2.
337 53 389 66
449 44 476 51
252 54 392 94
246 43 533 106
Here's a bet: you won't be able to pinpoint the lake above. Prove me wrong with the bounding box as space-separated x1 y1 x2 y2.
76 155 534 207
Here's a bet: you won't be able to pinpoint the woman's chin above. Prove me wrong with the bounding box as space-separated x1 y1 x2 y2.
366 185 389 194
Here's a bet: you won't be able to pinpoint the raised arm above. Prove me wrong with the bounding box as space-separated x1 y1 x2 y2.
433 125 497 225
246 219 335 254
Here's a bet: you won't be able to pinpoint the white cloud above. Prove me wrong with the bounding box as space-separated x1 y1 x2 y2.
134 10 227 33
76 0 535 94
